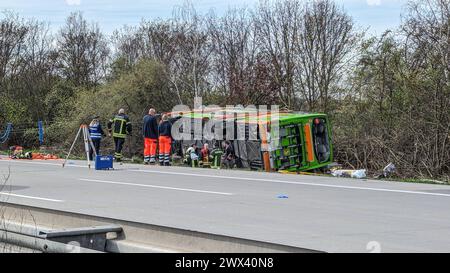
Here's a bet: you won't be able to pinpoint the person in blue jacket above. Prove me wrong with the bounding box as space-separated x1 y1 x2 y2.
89 116 106 160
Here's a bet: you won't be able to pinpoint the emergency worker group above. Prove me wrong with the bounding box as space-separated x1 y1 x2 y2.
87 108 235 168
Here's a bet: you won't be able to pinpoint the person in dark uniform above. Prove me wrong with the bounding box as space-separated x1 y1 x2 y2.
107 108 132 162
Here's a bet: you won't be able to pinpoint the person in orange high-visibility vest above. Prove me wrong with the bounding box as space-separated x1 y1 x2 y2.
158 114 172 166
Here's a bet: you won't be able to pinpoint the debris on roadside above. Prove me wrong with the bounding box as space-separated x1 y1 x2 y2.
331 169 367 179
374 163 397 179
382 163 396 178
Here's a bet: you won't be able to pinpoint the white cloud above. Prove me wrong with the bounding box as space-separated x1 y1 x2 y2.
367 0 382 6
65 0 81 6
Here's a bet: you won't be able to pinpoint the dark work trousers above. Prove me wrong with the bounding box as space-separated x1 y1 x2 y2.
89 138 101 161
114 137 126 161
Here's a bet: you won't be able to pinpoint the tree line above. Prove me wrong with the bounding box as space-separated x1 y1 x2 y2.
0 0 448 180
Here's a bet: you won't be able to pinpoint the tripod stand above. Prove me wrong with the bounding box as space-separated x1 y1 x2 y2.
63 124 97 168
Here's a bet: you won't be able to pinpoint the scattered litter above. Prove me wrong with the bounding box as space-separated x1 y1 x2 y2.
277 195 289 199
352 169 367 179
382 163 396 178
375 163 397 179
331 169 367 179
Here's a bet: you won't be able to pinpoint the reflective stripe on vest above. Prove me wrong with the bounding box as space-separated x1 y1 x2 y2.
89 125 102 139
113 116 127 138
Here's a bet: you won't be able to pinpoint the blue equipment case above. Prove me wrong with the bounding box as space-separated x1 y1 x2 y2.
95 155 114 170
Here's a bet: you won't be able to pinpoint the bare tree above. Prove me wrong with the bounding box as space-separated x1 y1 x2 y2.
112 2 213 106
0 12 28 94
20 20 57 118
172 2 212 101
57 12 110 87
403 0 450 80
254 0 302 109
111 25 143 71
295 0 358 112
332 0 450 179
0 12 56 124
400 0 450 177
208 8 259 104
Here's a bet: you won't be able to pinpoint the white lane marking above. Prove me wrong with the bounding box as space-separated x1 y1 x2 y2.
0 192 64 202
78 179 233 196
131 169 450 198
3 159 449 198
0 159 87 168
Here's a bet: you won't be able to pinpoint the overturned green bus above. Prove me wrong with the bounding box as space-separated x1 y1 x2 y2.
172 109 333 172
270 112 333 172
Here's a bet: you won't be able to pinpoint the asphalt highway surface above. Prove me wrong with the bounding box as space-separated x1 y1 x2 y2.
1 157 450 252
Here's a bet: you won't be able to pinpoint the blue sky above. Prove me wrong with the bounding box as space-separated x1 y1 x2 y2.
0 0 408 35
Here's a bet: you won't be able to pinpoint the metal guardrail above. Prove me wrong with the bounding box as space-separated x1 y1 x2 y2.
0 221 122 253
0 202 321 253
0 219 178 253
